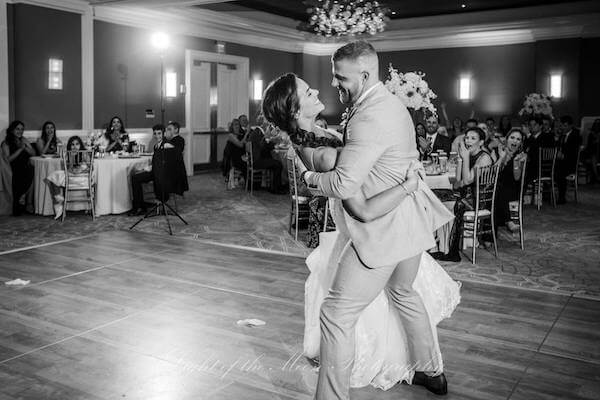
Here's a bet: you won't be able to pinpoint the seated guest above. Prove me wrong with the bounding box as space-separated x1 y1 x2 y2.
524 116 555 185
128 125 169 216
424 115 451 155
541 115 556 143
1 120 35 215
485 117 497 137
45 135 89 219
451 118 478 153
247 114 285 193
103 116 128 152
440 102 463 140
555 115 581 204
165 121 185 153
146 124 164 152
494 128 527 232
222 118 248 179
238 114 249 134
498 115 512 136
36 121 59 155
583 118 600 183
481 122 501 161
436 127 493 262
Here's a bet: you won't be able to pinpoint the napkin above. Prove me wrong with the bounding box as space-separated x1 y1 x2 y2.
236 318 266 327
5 278 30 286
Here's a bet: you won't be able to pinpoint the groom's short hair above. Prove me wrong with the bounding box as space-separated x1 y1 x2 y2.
332 40 376 62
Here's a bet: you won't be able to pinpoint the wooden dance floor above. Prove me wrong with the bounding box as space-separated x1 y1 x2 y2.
0 230 598 399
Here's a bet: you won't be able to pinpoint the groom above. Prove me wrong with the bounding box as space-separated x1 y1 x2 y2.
300 41 448 399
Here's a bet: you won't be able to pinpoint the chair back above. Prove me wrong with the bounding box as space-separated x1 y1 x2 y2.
62 150 95 187
245 141 254 170
474 164 500 214
286 154 299 199
538 147 557 180
152 147 189 201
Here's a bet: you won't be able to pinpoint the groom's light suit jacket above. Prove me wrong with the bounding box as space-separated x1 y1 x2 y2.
304 82 452 268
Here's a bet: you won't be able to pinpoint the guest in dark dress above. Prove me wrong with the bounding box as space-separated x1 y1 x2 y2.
1 120 35 215
35 121 58 155
222 118 248 179
103 116 128 152
494 128 527 232
436 127 493 262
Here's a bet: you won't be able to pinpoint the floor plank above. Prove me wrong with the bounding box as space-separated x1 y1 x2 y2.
1 230 598 399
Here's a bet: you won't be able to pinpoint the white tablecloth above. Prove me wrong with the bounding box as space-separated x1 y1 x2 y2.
94 156 151 215
424 173 453 190
30 156 62 216
31 155 151 216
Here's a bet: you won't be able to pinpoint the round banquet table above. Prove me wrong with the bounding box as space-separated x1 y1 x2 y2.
93 156 152 215
423 172 456 254
30 155 151 216
423 172 453 190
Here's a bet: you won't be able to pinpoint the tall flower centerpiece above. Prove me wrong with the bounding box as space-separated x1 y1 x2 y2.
518 93 553 120
384 64 437 122
301 0 389 37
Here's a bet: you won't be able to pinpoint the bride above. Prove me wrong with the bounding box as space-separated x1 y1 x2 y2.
262 73 461 391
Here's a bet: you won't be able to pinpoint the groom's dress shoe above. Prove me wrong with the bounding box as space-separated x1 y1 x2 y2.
412 372 448 395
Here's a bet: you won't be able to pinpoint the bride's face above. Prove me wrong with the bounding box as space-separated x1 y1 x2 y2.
295 78 324 121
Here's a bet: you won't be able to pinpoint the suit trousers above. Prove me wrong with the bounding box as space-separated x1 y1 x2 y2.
131 170 153 210
315 243 442 400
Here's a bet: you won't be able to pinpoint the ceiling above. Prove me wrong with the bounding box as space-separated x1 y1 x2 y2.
196 0 584 21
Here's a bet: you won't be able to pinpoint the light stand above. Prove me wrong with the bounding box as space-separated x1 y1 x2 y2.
151 32 170 126
160 54 165 126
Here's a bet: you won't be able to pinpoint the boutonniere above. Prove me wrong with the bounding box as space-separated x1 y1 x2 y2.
339 107 351 130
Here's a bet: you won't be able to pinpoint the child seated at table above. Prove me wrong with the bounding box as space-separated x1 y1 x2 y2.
45 135 88 219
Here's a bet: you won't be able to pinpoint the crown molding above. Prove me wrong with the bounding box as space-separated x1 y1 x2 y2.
8 0 90 13
92 5 306 53
7 0 600 56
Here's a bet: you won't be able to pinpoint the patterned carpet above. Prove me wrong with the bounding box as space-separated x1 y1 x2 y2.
1 173 599 298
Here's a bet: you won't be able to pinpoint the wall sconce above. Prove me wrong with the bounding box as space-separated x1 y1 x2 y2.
48 58 63 90
459 77 471 100
165 71 177 97
252 79 263 101
216 41 226 54
209 87 218 106
550 74 562 98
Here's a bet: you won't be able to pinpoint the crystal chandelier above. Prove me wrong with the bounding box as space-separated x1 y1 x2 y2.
303 0 389 37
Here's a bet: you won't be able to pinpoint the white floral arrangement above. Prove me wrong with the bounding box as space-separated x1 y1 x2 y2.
518 93 553 118
384 65 437 115
303 0 388 37
85 130 104 150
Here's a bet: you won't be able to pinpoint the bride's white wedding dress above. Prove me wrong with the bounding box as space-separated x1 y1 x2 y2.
304 200 461 390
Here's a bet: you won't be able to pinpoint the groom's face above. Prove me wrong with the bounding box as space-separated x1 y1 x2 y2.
331 59 365 105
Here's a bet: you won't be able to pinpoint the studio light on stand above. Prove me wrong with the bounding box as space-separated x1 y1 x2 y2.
151 32 170 125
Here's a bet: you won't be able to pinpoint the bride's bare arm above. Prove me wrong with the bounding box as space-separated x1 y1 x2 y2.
342 171 419 222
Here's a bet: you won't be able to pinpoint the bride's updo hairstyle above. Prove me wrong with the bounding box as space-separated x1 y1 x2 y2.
262 73 300 137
